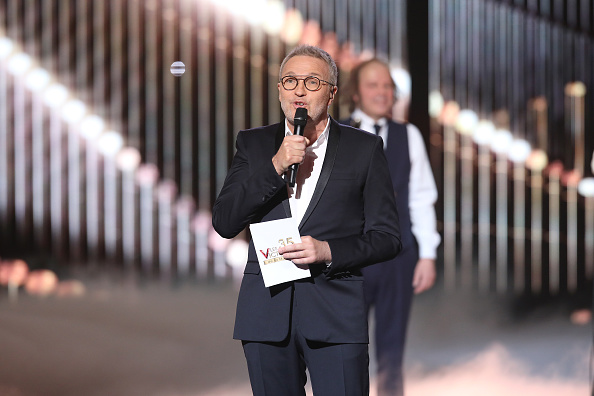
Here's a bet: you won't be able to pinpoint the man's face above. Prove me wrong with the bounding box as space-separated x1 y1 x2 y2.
278 55 336 127
355 62 395 121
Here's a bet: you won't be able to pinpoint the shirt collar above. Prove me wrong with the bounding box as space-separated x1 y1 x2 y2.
352 108 387 129
284 116 330 149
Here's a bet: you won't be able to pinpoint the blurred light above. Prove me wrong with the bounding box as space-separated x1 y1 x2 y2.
43 83 69 108
490 129 513 154
170 61 185 77
578 177 594 197
176 195 195 215
428 91 444 118
226 238 249 268
157 180 177 202
508 139 532 163
116 147 142 171
280 8 304 45
391 67 411 99
192 211 212 233
440 101 459 127
79 115 105 140
263 1 286 34
136 163 160 186
565 81 586 98
0 37 14 59
209 230 230 252
25 68 51 92
7 53 32 76
526 149 548 171
97 131 124 157
456 109 479 135
473 120 496 145
61 99 87 124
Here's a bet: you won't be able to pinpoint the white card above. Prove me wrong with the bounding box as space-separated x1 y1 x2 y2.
249 217 311 287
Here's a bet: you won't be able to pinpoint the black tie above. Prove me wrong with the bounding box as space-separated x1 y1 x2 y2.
373 124 381 135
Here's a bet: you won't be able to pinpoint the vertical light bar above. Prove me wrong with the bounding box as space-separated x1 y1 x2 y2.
110 0 124 133
215 10 229 194
389 0 404 64
162 0 177 181
529 97 548 152
41 0 54 72
137 164 159 274
375 0 389 57
526 149 547 293
144 0 159 165
197 2 212 209
192 211 211 280
492 129 512 294
348 0 362 54
158 180 177 277
578 178 594 279
58 0 71 86
76 0 89 100
176 196 195 277
8 53 32 239
546 161 563 294
117 148 141 267
473 120 495 292
0 38 14 240
93 0 106 115
80 115 105 260
441 101 459 290
233 18 247 143
98 131 124 260
508 139 531 294
565 82 586 174
25 68 51 249
127 0 141 149
457 110 477 288
44 84 69 258
267 22 282 124
179 2 194 195
565 170 581 293
62 100 87 260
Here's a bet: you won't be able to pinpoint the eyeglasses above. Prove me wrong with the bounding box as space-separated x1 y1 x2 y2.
280 75 334 92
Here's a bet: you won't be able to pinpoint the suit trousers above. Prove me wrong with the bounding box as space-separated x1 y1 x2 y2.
242 286 370 396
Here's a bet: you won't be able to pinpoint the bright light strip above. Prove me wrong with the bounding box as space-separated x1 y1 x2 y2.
97 130 124 157
490 129 513 154
79 115 105 140
456 109 478 135
428 91 444 118
0 37 14 59
43 83 69 108
7 53 32 76
472 120 495 145
61 99 87 124
526 149 548 171
116 147 142 171
262 1 287 34
25 68 51 92
508 139 532 163
578 177 594 197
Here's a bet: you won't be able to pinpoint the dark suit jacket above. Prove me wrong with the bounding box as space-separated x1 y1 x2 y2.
212 117 401 344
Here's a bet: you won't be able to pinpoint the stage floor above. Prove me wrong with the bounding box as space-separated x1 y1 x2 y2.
0 268 591 396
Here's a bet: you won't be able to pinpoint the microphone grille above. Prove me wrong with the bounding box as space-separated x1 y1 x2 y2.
294 108 308 126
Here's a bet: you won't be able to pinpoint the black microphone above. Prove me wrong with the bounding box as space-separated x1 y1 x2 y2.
288 107 308 187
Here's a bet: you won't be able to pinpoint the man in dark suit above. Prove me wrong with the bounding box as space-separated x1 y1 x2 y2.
212 45 401 395
341 58 440 396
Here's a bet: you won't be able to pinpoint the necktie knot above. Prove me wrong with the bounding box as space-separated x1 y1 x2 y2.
373 124 381 135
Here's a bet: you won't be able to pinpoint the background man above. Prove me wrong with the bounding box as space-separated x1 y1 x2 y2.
341 58 441 396
212 46 401 395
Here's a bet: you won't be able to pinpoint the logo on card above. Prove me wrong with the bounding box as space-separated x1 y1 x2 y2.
258 237 295 265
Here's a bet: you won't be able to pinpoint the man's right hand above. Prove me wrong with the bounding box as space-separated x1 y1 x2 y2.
272 135 310 175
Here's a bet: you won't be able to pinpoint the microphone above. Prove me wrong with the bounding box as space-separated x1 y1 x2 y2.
288 107 308 187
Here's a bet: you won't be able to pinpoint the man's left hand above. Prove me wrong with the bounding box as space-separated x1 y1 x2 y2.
412 258 436 294
278 236 332 265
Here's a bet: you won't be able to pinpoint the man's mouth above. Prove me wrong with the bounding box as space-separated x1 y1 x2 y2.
294 102 307 107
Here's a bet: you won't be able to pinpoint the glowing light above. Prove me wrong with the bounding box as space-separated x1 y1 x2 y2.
43 84 69 108
440 101 459 127
578 177 594 197
7 53 32 76
25 68 51 92
136 163 160 186
262 2 286 35
456 109 479 135
428 91 444 119
170 61 185 77
0 37 14 59
490 129 513 154
280 8 304 45
526 149 548 171
226 238 249 268
61 99 87 124
391 68 412 99
79 115 105 140
97 131 124 157
473 120 495 145
116 147 142 171
508 139 532 163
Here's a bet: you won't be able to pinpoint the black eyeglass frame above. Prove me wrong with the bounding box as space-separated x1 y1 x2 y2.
280 75 335 92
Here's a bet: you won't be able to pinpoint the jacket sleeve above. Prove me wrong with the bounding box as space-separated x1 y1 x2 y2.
211 130 287 239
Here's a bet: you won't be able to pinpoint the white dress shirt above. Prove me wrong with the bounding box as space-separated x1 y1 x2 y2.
351 108 441 259
286 117 330 226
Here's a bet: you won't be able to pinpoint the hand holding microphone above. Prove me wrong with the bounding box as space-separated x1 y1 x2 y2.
287 108 308 187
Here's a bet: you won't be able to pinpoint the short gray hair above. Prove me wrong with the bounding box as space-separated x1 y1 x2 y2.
279 45 338 86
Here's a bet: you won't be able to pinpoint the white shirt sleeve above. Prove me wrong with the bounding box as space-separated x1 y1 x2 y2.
407 123 441 259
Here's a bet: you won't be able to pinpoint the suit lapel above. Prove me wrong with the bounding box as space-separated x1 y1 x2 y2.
274 123 293 219
298 118 341 229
